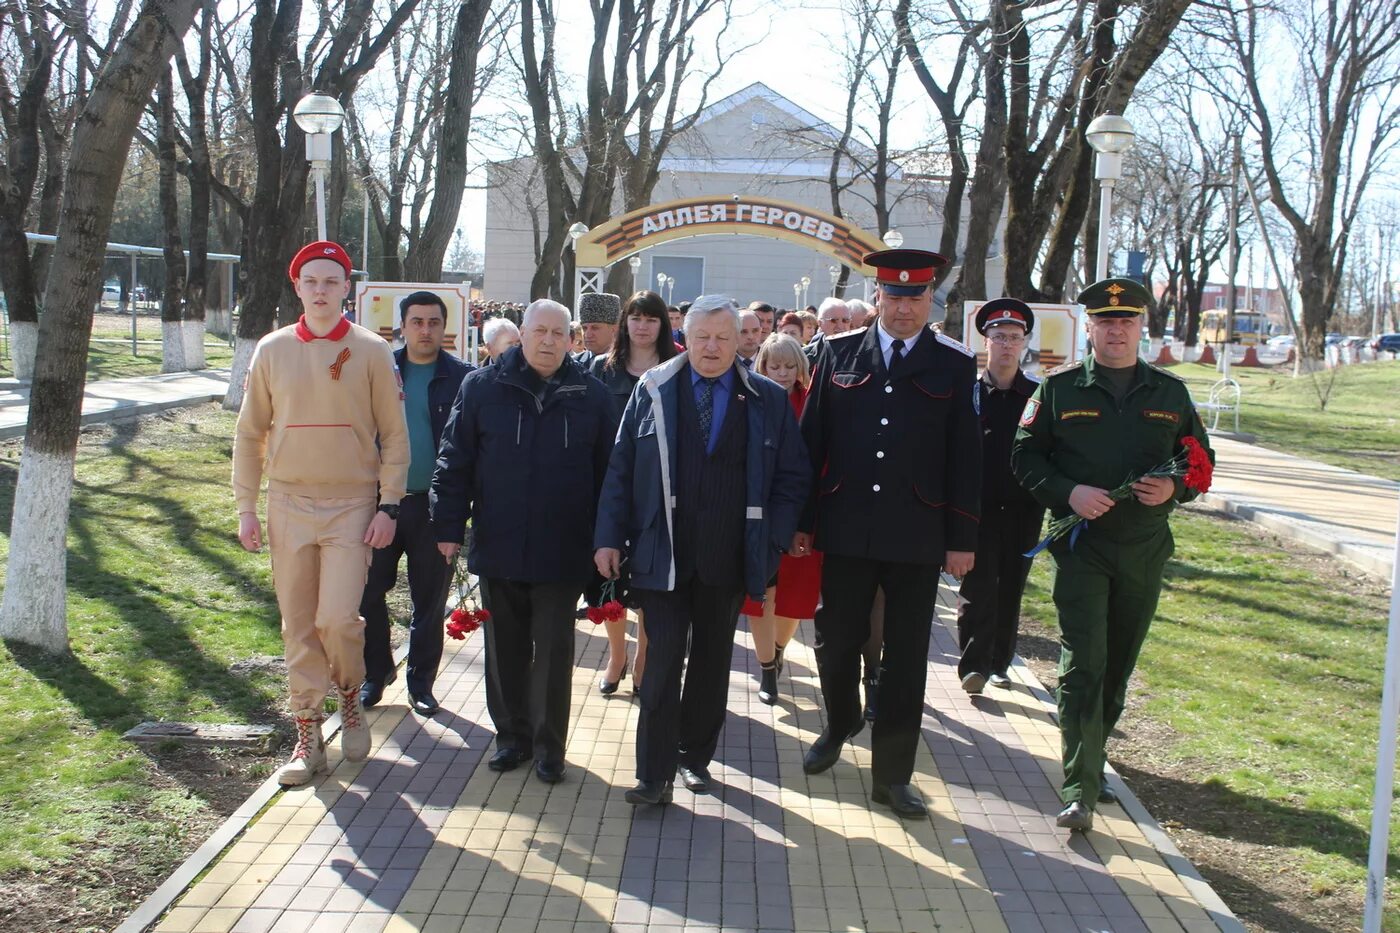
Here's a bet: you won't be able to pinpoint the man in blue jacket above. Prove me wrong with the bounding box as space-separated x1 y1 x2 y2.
359 292 473 716
595 295 811 805
431 300 618 783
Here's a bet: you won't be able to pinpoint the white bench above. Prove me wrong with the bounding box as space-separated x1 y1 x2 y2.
1194 377 1240 432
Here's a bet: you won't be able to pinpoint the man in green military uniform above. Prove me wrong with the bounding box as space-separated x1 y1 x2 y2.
1011 277 1214 832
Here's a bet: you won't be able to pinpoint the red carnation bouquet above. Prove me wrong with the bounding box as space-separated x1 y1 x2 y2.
445 558 490 640
1026 436 1213 556
585 577 626 625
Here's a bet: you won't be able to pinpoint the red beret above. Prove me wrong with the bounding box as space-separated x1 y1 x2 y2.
289 241 353 281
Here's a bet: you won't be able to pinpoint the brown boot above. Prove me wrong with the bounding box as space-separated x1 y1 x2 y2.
276 709 327 787
338 684 370 762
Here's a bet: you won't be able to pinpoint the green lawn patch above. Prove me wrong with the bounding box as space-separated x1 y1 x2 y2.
0 313 233 382
1166 360 1400 480
1022 506 1399 929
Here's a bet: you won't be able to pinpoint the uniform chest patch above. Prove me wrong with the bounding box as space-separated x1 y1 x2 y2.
1019 399 1039 426
831 371 870 389
1143 409 1180 425
1059 408 1101 421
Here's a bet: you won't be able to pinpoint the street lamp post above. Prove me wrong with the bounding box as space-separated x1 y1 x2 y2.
565 221 588 304
1084 113 1136 282
793 282 801 307
829 264 840 297
664 275 675 304
800 275 811 308
293 93 347 241
628 255 642 292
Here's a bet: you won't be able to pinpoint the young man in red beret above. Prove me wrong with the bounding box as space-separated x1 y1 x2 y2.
233 241 409 787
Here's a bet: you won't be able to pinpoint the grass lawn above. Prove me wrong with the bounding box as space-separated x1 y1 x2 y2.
1166 359 1400 481
1021 506 1399 931
0 313 233 382
0 407 287 931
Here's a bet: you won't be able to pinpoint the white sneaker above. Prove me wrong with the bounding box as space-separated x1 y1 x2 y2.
276 709 327 787
338 685 371 762
960 672 986 695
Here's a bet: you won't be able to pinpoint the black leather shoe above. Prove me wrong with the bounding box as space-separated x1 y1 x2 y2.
1056 801 1094 831
988 671 1012 689
803 729 847 775
757 666 778 705
359 670 398 709
535 760 566 784
624 780 673 806
487 748 530 772
599 661 629 696
1097 784 1119 805
872 783 927 819
408 690 439 716
677 764 711 793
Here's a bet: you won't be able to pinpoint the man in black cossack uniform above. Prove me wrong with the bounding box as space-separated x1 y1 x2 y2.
793 247 982 818
956 298 1046 695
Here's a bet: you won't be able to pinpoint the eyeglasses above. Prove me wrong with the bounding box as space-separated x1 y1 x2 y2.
987 334 1027 346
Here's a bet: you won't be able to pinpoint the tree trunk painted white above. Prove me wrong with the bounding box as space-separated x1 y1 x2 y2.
10 320 37 381
206 307 230 338
224 336 257 411
0 447 76 653
161 320 187 373
183 320 206 370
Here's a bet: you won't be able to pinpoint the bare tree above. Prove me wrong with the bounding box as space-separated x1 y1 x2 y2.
0 0 201 654
1211 0 1400 362
155 66 187 371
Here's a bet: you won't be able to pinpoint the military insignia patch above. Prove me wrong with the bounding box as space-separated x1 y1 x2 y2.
1143 409 1180 425
1019 399 1039 426
1059 408 1101 420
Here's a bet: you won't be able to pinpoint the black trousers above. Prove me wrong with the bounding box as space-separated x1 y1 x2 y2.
631 580 745 783
814 557 941 785
359 493 452 692
956 504 1045 679
479 577 582 765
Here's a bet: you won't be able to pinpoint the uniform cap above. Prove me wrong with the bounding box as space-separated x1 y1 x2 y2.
289 240 353 281
1079 277 1152 317
862 248 949 296
975 298 1035 335
577 292 621 324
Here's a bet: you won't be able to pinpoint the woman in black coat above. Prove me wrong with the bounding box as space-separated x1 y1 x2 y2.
589 290 678 696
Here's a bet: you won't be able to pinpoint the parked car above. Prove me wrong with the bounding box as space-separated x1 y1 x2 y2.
1372 333 1400 355
1324 332 1345 347
1266 334 1295 349
100 285 121 306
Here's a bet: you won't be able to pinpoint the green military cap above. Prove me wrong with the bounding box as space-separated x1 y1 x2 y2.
1079 277 1152 317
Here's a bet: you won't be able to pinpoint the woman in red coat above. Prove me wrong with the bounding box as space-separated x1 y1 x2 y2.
743 333 822 705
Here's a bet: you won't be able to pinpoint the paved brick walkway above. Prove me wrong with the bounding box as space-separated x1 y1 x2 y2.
144 586 1237 933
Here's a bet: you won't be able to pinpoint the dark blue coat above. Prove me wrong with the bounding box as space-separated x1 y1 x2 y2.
430 346 618 585
593 354 812 601
393 346 473 445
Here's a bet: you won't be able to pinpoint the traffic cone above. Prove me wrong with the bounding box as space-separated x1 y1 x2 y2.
1196 344 1216 365
1239 346 1263 367
1153 344 1179 366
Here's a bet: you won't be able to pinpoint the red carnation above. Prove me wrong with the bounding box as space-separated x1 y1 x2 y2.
473 608 491 624
586 606 604 625
1182 436 1214 493
601 600 626 622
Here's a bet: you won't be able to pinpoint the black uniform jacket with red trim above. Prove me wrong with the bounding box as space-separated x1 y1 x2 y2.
798 323 982 566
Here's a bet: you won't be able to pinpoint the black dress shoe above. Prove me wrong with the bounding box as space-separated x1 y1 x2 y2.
408 690 439 716
599 661 629 696
872 783 927 818
1056 801 1093 831
677 764 711 793
535 760 566 784
359 670 398 709
624 780 673 806
1097 784 1119 805
803 728 848 775
487 747 530 772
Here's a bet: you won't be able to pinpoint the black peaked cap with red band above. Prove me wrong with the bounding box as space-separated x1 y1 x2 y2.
975 297 1035 336
863 248 949 296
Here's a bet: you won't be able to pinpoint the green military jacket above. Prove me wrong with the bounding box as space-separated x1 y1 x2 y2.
1011 355 1214 539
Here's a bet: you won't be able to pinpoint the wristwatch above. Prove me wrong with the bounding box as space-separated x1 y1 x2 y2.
377 503 400 520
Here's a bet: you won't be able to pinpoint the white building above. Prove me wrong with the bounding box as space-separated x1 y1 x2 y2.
484 82 1004 313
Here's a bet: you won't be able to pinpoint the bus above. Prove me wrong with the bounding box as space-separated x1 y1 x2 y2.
1199 309 1269 346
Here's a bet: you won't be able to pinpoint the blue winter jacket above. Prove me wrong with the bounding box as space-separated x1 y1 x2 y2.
430 346 618 585
393 346 473 446
593 354 812 601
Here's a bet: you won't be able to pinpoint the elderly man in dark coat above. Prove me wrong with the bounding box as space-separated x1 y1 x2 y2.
594 294 812 805
432 299 618 784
